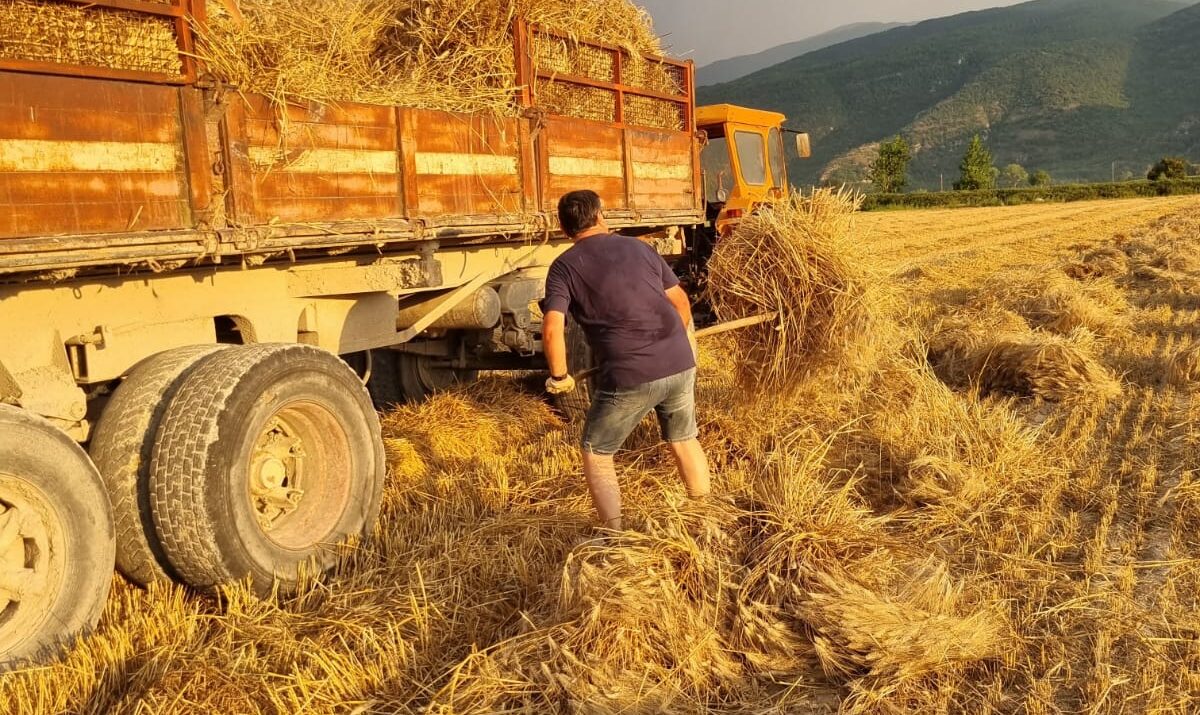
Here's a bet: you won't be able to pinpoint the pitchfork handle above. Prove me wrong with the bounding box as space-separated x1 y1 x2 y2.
570 312 778 382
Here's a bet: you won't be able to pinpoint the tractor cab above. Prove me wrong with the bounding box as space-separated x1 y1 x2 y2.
695 104 811 238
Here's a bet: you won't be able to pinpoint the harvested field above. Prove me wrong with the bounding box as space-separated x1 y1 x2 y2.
3 196 1200 713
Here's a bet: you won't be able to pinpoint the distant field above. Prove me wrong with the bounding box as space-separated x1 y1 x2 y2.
3 195 1198 714
859 195 1199 272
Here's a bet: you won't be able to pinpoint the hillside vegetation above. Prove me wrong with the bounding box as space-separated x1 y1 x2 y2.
699 0 1200 188
696 22 905 86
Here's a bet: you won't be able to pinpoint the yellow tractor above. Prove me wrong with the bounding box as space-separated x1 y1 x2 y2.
684 104 812 300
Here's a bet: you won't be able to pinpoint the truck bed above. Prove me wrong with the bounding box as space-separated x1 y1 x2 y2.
0 2 702 279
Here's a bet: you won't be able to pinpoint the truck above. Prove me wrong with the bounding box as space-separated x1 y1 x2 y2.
0 0 807 665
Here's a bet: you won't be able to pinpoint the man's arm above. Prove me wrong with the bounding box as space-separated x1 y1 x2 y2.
542 309 569 379
665 285 699 360
665 285 693 329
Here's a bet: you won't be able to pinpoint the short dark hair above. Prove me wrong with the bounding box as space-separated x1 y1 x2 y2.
557 190 602 238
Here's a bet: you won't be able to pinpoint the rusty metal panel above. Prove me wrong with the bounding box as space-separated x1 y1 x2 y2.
626 128 696 211
539 116 627 211
0 71 191 239
231 95 401 224
178 86 213 224
402 109 524 217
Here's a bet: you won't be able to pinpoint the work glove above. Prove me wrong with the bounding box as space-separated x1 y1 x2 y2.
545 374 577 395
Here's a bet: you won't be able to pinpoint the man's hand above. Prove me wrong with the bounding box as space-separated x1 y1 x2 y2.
546 374 577 395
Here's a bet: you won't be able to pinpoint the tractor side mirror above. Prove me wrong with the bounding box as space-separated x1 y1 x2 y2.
794 132 812 159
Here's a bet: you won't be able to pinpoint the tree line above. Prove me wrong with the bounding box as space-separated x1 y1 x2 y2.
867 134 1194 194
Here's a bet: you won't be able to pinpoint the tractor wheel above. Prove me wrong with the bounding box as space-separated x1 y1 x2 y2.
0 405 114 670
148 344 384 596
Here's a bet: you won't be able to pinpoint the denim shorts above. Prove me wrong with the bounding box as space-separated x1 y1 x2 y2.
582 368 698 456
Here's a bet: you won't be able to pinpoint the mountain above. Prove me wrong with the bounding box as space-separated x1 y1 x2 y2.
696 23 906 87
698 0 1200 189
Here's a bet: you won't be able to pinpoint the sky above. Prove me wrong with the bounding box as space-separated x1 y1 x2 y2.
637 0 1029 66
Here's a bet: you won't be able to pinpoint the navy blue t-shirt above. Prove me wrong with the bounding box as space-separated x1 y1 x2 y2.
542 233 695 390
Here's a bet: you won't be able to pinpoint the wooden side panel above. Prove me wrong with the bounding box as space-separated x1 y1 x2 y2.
540 117 626 211
403 109 524 217
234 95 400 224
0 72 191 239
626 129 696 211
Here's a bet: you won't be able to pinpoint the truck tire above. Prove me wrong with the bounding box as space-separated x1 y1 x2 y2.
553 316 596 422
148 344 385 596
344 350 403 410
366 349 476 406
396 353 477 402
90 345 229 587
0 405 114 670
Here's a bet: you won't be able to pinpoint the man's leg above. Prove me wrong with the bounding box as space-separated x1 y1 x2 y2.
581 384 654 531
656 368 710 499
668 438 711 499
582 451 622 530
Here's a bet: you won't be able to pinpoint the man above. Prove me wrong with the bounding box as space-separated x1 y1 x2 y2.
541 190 711 532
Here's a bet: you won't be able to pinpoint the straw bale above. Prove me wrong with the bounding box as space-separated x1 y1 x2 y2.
196 0 667 113
706 188 888 398
1167 342 1200 387
0 0 181 75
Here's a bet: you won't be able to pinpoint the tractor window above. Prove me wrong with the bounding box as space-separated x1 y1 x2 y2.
734 131 767 186
769 127 786 188
701 135 733 204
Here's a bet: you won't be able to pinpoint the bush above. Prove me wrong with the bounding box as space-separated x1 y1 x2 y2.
1148 157 1190 181
859 179 1200 211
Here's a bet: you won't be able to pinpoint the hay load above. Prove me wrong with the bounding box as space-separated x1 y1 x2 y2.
0 0 182 75
195 0 666 112
706 188 888 397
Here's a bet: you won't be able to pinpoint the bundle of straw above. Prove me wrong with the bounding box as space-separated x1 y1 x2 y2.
932 328 1121 403
986 269 1129 337
1061 245 1129 280
706 188 884 397
1167 342 1200 387
196 0 663 112
801 565 1006 683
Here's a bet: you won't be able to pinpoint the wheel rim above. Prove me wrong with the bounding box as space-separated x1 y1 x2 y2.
406 355 465 394
246 401 353 551
0 473 67 655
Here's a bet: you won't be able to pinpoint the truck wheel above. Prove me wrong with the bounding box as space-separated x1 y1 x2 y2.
396 353 477 402
344 350 403 410
148 345 384 596
359 350 476 407
0 405 114 669
553 316 595 422
89 345 229 587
